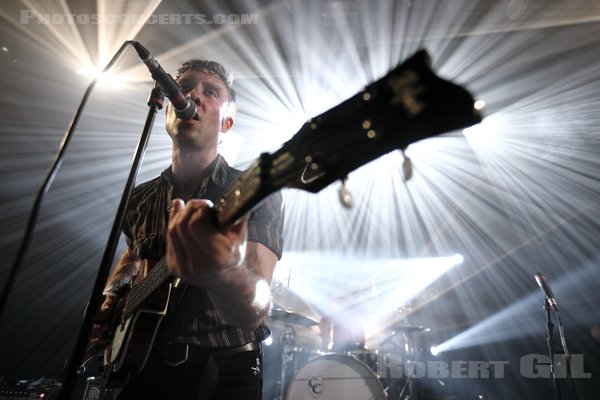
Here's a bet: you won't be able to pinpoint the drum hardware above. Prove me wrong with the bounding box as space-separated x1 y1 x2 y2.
270 304 432 399
275 324 297 400
270 306 321 400
394 348 424 400
278 325 433 400
275 325 323 400
347 349 379 374
390 325 431 333
376 325 431 400
377 350 404 380
285 353 386 400
382 325 430 357
270 307 319 326
269 305 323 400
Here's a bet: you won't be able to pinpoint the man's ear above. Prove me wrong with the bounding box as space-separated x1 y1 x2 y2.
220 116 234 133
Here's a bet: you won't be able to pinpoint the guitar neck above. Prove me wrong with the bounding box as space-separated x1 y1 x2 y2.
120 49 482 318
123 258 170 317
214 154 275 228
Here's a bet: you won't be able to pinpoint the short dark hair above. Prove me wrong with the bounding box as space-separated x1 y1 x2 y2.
176 59 236 106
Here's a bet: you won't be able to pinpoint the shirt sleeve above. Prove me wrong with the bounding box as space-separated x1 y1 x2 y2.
247 191 284 259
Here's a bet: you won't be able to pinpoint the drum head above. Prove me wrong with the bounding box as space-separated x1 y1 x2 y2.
286 353 385 400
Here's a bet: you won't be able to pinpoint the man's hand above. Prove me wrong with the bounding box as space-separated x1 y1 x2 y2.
166 198 277 330
166 198 250 289
89 249 138 345
89 292 120 346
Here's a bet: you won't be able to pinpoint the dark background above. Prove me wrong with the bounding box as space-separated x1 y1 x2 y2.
1 1 599 398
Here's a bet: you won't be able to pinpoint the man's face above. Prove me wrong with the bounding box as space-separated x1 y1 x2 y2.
165 69 233 150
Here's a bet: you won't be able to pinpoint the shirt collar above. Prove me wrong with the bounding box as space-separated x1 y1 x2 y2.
160 154 229 188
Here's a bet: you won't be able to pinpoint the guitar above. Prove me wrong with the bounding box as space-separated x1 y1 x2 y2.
96 49 482 376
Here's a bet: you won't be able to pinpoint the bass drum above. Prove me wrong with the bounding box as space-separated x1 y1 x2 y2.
285 353 386 400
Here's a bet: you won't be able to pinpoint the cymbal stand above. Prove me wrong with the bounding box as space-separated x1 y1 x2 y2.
276 325 296 400
397 347 423 400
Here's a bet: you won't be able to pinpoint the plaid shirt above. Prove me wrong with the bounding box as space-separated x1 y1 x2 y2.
123 154 284 347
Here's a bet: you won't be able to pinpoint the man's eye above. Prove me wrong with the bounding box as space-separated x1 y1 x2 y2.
207 89 218 97
179 83 193 93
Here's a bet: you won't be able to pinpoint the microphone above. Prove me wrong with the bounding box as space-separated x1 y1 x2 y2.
535 272 558 311
132 42 197 120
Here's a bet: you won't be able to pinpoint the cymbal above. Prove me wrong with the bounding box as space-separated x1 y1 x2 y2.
271 281 312 310
390 325 431 332
269 306 319 326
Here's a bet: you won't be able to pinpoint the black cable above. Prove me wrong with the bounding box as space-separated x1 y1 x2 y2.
0 41 136 324
544 301 561 400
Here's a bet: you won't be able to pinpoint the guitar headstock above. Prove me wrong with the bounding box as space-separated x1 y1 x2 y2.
215 50 482 227
266 49 482 193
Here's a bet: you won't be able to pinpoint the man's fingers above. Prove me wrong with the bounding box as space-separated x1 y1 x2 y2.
169 198 185 227
168 199 213 265
99 292 118 313
182 199 213 229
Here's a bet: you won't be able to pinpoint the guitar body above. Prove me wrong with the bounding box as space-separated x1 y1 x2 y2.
106 282 174 374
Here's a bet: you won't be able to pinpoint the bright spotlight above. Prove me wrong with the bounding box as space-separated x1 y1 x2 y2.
462 113 506 147
451 253 464 265
474 99 486 110
430 345 439 356
77 65 126 89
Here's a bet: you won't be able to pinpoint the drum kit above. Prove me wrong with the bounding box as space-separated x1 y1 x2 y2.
269 306 431 400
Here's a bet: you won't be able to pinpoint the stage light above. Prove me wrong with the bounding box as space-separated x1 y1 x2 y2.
430 345 439 356
272 252 462 346
77 65 127 89
219 130 246 165
462 113 506 148
435 262 599 353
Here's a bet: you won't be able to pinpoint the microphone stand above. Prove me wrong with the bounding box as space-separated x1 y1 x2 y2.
544 299 561 400
58 82 164 400
555 308 581 400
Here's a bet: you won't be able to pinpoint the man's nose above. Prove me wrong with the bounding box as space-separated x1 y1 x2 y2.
187 92 201 106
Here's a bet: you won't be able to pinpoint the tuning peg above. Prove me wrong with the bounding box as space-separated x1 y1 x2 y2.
401 149 412 181
338 177 353 209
